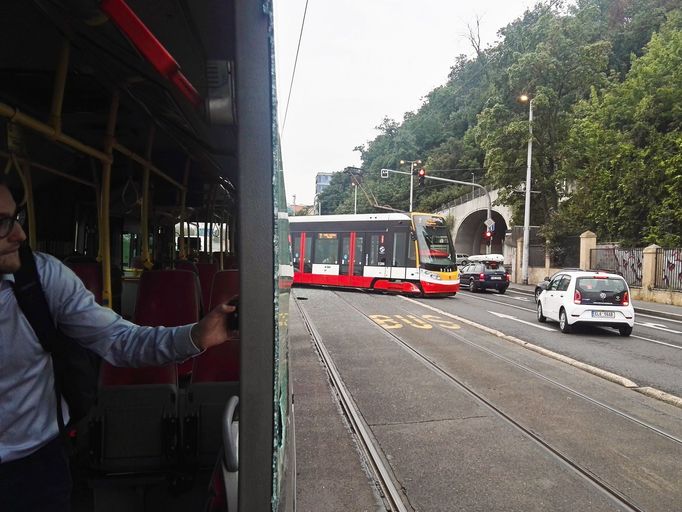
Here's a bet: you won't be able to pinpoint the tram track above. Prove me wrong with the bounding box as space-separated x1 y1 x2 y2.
294 294 412 512
321 290 682 512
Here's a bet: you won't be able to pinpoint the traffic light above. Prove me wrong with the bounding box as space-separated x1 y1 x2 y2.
484 230 492 245
418 168 426 187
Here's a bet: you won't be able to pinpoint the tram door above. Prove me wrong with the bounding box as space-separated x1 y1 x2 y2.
340 232 365 277
390 229 410 279
312 232 340 285
364 232 391 279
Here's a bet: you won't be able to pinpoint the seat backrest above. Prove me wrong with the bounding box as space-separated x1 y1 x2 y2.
66 262 103 305
175 260 199 274
191 340 240 383
196 262 219 313
208 270 240 311
134 269 201 327
99 363 177 386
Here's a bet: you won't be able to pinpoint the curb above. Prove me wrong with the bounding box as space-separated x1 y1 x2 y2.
634 307 682 322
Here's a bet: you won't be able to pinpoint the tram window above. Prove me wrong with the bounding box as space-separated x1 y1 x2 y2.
393 232 408 267
292 234 302 272
313 233 339 264
353 235 364 275
304 236 312 272
368 234 386 266
122 233 132 267
341 235 350 265
408 234 416 262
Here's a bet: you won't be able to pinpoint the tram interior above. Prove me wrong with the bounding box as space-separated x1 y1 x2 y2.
1 1 250 510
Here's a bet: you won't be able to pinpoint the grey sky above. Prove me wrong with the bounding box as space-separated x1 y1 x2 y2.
274 1 537 205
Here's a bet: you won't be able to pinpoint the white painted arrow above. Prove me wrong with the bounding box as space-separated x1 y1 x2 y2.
488 311 555 331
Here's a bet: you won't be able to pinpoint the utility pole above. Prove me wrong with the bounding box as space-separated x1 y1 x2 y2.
400 159 421 212
519 95 534 285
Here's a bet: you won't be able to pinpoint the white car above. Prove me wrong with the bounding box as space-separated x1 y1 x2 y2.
536 271 634 336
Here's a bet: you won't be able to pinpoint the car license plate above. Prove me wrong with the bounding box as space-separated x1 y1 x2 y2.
491 276 502 280
592 311 615 318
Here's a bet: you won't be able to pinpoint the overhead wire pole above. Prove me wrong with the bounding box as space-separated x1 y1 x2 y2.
399 159 421 212
520 96 534 285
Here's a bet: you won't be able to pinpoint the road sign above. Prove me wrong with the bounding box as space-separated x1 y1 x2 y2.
484 219 495 231
380 169 389 178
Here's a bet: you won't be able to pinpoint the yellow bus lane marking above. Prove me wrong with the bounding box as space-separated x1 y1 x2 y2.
369 314 461 330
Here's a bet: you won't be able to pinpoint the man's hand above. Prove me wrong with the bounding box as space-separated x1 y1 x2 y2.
190 302 237 351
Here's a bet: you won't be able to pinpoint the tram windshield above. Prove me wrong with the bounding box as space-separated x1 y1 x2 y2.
412 214 456 267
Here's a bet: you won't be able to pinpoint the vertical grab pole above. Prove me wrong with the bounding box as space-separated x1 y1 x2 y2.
208 182 217 260
177 158 190 260
140 125 155 269
49 39 70 135
22 161 37 249
100 92 119 309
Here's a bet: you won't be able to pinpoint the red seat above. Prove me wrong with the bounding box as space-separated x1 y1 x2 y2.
183 270 240 467
191 341 240 383
208 269 239 310
91 270 201 473
175 260 198 274
66 262 103 305
134 269 201 327
99 364 176 386
196 262 219 313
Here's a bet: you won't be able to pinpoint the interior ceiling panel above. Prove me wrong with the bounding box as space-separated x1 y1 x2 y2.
0 0 238 188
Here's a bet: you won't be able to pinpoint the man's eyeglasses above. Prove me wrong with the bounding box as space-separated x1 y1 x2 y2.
0 208 26 239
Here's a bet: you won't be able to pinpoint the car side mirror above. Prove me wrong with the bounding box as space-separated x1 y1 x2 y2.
544 276 550 282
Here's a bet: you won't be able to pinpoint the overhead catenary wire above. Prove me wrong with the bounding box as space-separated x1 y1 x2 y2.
280 0 310 139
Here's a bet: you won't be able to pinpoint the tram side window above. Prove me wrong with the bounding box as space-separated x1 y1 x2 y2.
292 234 302 272
393 232 407 267
304 236 312 272
367 233 386 266
313 233 339 264
353 235 364 275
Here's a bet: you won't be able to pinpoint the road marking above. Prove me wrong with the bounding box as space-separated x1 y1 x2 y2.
636 321 682 335
631 334 682 350
488 311 555 331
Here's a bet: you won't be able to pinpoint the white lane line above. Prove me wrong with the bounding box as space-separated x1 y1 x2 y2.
636 321 682 335
451 294 536 314
631 334 682 350
488 310 555 331
635 312 682 325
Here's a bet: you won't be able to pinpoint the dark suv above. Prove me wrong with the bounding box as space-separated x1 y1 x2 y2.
460 261 510 294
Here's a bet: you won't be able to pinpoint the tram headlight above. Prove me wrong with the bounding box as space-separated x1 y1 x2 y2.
423 270 441 280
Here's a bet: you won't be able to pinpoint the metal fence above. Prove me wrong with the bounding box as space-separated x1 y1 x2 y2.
590 247 643 288
654 248 682 291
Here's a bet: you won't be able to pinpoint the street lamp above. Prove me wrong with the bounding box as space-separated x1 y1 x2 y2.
519 94 534 285
400 159 421 212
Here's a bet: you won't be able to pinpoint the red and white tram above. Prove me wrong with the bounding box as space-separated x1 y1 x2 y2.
289 213 460 296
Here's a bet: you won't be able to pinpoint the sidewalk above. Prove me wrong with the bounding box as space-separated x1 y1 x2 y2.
507 283 682 321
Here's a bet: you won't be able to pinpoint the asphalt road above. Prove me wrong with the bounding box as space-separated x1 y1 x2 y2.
292 287 682 512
